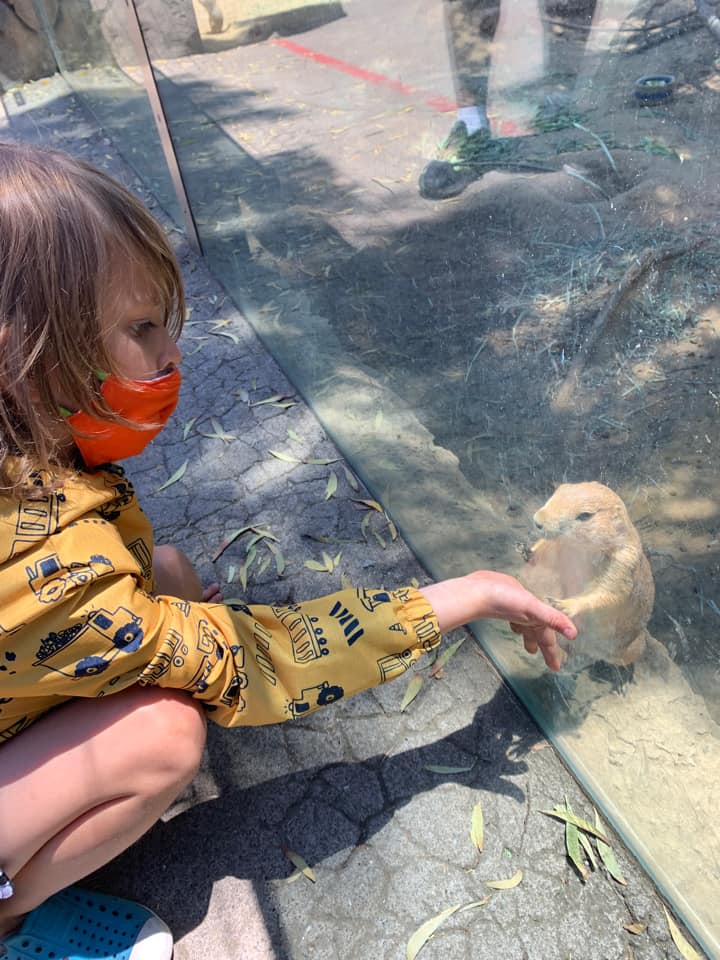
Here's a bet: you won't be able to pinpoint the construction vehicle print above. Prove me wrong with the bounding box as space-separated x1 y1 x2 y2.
139 627 208 692
376 648 414 683
33 605 144 679
10 487 64 559
272 604 329 663
26 552 114 604
288 681 344 718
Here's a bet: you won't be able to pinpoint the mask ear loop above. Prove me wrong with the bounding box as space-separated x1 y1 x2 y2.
0 868 14 899
58 371 110 419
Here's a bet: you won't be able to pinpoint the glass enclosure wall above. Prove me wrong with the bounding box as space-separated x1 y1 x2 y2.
25 0 720 954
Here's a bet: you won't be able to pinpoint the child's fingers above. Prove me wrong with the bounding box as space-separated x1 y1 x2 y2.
201 582 223 603
512 623 565 673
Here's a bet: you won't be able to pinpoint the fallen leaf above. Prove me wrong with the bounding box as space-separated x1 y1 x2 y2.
470 801 484 852
305 456 342 465
257 555 271 575
429 637 465 678
486 869 523 889
281 845 316 883
540 809 608 842
400 674 423 712
226 564 236 584
211 525 253 562
578 832 597 872
239 545 257 589
372 529 387 549
266 540 286 576
182 417 197 439
385 514 398 540
342 464 360 491
352 497 384 513
287 428 301 443
663 906 702 960
360 512 371 540
250 393 295 407
305 558 331 573
324 472 338 500
624 923 646 936
406 900 488 960
269 449 301 463
423 763 475 775
211 329 240 344
406 905 461 960
594 809 626 885
564 801 589 881
155 459 188 492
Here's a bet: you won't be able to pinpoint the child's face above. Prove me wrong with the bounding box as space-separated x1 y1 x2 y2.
103 267 182 381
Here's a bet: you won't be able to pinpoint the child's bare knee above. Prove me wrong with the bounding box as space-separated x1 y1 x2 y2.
137 689 207 787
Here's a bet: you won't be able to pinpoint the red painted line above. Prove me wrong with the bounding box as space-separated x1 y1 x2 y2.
271 36 457 113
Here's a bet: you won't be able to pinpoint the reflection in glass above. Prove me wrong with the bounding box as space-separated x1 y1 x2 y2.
23 0 720 953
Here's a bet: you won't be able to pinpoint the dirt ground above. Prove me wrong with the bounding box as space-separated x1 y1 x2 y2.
152 0 720 708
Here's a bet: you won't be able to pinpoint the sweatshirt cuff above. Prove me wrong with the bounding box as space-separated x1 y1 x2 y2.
397 586 442 654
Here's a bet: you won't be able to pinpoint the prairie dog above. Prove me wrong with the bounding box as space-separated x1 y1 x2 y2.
522 482 655 666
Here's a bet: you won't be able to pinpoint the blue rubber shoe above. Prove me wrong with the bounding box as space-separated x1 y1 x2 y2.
0 886 172 959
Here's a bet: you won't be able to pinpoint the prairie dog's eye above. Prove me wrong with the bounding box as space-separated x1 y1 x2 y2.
576 512 594 521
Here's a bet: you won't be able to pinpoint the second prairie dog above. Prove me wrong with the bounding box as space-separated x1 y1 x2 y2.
522 482 655 667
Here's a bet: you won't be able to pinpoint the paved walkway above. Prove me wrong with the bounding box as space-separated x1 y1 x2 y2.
1 80 704 960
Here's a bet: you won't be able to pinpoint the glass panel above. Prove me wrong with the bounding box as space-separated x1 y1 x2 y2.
119 1 720 954
18 0 186 228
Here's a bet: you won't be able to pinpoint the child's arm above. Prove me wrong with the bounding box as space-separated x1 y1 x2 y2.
3 565 574 736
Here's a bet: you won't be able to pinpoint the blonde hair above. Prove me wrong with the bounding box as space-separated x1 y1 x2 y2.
0 142 185 499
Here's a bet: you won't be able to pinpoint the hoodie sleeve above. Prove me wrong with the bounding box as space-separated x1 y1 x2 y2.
2 565 441 730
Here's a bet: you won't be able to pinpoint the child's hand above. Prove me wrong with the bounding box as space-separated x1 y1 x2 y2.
419 570 577 673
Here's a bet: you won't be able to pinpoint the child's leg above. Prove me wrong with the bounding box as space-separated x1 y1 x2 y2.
0 685 206 936
153 543 222 602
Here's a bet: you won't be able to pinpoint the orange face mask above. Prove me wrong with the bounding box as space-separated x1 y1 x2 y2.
65 368 181 468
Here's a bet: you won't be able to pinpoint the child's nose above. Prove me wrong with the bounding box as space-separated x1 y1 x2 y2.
161 330 182 370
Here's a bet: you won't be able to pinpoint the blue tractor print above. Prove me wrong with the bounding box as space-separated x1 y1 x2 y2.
289 681 344 718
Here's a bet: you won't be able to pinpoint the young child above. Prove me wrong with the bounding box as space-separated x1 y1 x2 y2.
0 142 576 960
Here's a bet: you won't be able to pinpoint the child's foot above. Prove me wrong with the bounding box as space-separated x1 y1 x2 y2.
1 886 172 959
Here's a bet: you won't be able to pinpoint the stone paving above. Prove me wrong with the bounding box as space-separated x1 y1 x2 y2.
1 81 707 960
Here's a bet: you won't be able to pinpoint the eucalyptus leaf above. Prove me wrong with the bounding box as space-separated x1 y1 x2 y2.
281 845 316 883
470 800 484 852
564 801 588 880
155 459 188 492
182 417 197 440
663 907 702 960
406 905 461 960
423 763 475 775
266 540 286 576
429 637 465 678
540 809 608 842
305 559 330 572
486 869 523 889
269 449 301 463
324 472 338 500
400 674 423 712
342 464 360 491
594 809 626 885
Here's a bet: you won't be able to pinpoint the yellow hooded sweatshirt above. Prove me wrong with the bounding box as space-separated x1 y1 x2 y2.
0 465 441 742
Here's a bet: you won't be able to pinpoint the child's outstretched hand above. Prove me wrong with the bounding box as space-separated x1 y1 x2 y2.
419 570 577 672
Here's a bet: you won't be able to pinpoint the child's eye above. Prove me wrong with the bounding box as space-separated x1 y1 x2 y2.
131 320 156 337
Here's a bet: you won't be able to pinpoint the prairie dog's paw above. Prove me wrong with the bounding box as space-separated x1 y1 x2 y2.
546 596 581 620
